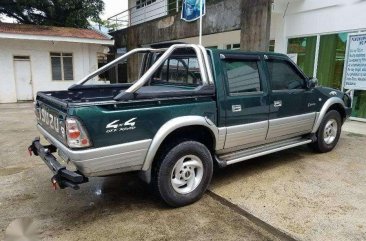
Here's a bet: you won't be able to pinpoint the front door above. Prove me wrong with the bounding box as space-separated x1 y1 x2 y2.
14 56 33 101
265 56 316 140
221 54 270 149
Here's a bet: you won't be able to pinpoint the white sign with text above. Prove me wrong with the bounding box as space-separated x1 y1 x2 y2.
344 33 366 90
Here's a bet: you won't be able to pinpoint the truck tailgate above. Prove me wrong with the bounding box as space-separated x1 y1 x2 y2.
35 99 68 145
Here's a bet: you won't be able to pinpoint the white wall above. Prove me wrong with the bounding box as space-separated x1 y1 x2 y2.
0 39 105 103
129 0 167 26
273 0 366 53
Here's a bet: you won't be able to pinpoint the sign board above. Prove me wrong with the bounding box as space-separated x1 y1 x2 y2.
343 33 366 90
181 0 206 22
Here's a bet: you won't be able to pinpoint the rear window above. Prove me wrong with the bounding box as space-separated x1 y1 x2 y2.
152 56 202 86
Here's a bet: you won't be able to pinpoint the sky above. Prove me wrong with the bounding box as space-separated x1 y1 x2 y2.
101 0 128 20
1 0 129 23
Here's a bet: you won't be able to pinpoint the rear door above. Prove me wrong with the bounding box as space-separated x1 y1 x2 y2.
265 56 316 140
221 54 270 149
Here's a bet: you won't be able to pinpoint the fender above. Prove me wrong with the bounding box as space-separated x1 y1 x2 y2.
311 97 345 133
141 116 220 171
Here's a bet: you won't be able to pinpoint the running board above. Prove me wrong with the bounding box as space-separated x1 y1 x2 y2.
218 138 312 166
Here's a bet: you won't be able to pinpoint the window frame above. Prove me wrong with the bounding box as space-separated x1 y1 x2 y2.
50 52 74 81
265 56 308 92
221 54 266 97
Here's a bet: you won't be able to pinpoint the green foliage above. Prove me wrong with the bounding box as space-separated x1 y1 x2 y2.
0 0 105 28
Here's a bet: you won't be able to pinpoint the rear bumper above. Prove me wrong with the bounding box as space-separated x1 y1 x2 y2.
37 125 152 176
29 137 88 190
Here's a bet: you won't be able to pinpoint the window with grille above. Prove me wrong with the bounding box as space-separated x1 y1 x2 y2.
50 52 74 81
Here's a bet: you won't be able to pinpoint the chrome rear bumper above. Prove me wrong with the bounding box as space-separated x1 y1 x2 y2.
37 125 152 176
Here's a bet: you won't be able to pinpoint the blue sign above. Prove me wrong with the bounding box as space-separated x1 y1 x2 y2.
181 0 206 22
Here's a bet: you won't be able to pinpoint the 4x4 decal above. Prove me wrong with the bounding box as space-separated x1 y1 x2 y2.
106 118 137 133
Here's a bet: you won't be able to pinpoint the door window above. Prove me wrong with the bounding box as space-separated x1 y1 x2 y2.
222 59 261 95
267 60 306 90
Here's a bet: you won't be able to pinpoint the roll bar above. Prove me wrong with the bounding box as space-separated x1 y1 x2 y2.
69 44 214 101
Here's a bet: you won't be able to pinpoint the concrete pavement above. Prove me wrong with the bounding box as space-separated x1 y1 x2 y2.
1 103 366 241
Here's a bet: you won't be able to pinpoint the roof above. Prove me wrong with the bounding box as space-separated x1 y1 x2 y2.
0 23 114 45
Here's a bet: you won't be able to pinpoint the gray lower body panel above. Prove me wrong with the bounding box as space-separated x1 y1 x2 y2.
266 113 316 140
224 121 268 149
37 125 151 177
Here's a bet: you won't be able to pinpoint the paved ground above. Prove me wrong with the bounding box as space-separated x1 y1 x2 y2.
1 103 366 241
0 103 277 241
211 130 366 240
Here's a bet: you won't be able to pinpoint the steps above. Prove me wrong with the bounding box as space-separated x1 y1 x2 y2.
218 137 312 165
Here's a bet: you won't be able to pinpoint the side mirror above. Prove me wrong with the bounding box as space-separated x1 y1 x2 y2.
306 77 318 89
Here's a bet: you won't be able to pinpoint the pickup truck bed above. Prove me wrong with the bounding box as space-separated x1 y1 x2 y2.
39 84 213 106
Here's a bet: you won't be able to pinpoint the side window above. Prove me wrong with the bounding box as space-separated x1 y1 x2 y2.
267 59 305 90
222 59 261 95
153 57 202 85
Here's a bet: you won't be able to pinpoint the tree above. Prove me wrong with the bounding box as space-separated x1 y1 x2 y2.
0 0 105 28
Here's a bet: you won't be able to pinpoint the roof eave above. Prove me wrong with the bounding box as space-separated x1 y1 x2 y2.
0 32 114 45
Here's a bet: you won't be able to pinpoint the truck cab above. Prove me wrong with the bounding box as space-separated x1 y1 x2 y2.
29 44 352 207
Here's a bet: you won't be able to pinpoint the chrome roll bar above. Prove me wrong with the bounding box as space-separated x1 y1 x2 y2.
74 48 164 86
71 44 214 100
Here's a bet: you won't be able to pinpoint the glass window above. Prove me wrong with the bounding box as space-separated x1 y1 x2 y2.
50 52 74 81
352 90 366 119
267 60 305 90
316 33 348 89
288 36 317 77
226 44 241 50
269 40 275 52
153 57 202 85
222 59 261 94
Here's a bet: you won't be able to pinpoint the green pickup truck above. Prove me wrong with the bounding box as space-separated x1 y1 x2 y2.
29 44 352 207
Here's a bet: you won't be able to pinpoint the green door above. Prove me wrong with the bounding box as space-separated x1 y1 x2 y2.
265 56 317 140
220 54 270 149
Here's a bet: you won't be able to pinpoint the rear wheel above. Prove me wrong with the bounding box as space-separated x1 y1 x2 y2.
152 141 213 207
310 110 342 153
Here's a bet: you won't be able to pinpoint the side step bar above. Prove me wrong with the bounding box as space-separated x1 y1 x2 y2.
217 138 312 166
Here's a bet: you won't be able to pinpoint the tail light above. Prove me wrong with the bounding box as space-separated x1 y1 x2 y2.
65 118 91 148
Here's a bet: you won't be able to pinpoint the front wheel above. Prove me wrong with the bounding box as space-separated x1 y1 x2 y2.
310 110 342 153
152 141 213 207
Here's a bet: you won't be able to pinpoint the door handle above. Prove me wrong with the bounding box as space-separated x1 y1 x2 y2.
232 105 242 112
274 100 282 107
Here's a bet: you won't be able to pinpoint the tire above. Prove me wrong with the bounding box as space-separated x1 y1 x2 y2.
310 110 342 153
152 140 213 207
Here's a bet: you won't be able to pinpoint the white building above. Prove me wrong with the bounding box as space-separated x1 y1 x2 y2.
0 23 114 103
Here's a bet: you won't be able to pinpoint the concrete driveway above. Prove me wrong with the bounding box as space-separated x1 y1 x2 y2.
0 103 277 241
1 103 366 241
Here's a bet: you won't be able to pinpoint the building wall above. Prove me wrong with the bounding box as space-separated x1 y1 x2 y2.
273 0 366 53
0 39 104 103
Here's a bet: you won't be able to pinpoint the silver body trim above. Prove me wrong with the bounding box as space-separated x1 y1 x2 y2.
311 97 345 133
224 121 268 149
38 125 151 176
142 116 219 171
267 112 316 139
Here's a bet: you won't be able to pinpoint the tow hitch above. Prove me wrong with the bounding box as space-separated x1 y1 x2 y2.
28 137 88 190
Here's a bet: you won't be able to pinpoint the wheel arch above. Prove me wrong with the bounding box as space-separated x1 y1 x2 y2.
141 116 219 172
312 97 346 133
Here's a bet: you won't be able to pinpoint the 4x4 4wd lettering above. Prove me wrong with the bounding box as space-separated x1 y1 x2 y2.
106 118 137 133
